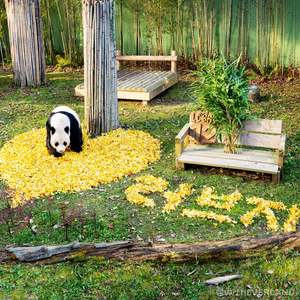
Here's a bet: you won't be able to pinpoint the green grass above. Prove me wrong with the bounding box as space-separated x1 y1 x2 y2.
0 250 299 299
0 70 299 299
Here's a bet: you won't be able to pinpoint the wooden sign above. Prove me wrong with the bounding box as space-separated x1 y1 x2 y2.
189 111 216 144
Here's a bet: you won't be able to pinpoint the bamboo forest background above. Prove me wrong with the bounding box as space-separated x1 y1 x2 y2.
0 0 300 73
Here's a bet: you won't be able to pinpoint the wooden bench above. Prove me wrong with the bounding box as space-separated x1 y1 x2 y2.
175 112 286 183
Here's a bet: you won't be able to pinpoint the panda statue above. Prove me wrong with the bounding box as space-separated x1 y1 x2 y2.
46 106 83 157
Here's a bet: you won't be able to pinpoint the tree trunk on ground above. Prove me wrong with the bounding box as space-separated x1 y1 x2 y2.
5 0 46 87
82 0 119 135
1 232 299 265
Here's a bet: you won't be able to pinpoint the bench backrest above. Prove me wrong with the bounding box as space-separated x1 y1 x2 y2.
238 119 282 149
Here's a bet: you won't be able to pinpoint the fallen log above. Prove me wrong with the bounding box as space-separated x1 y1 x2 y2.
1 232 299 265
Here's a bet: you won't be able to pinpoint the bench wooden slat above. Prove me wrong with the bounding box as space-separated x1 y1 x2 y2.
238 132 281 149
116 55 178 62
183 145 278 165
178 154 279 174
242 119 282 134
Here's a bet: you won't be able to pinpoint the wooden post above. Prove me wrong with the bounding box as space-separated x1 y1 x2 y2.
5 0 46 87
83 0 119 135
171 50 177 72
116 50 121 71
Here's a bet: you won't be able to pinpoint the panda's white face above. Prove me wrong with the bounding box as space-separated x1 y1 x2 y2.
50 113 71 153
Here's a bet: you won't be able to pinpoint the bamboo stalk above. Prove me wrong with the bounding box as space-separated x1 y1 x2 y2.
65 0 72 68
293 0 296 77
241 0 245 60
209 0 213 58
281 0 285 74
227 0 232 59
195 2 201 60
262 0 266 71
55 0 67 57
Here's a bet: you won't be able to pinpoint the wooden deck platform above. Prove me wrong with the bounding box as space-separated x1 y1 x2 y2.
75 51 178 105
75 70 178 105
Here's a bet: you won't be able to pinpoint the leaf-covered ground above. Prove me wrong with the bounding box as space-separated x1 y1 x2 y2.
0 70 299 299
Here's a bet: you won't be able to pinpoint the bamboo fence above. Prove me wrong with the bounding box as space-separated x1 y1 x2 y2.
83 0 119 135
5 0 46 87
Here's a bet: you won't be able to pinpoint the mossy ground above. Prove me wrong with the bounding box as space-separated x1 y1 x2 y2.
1 250 299 299
0 70 299 299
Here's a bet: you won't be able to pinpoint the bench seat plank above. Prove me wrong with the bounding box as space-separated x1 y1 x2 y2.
178 154 279 174
183 144 279 165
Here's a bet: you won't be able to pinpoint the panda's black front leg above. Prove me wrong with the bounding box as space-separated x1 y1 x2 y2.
71 145 83 153
54 151 63 157
46 138 62 157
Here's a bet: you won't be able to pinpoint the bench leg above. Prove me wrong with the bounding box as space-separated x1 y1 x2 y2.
176 159 185 170
272 171 280 184
142 100 149 106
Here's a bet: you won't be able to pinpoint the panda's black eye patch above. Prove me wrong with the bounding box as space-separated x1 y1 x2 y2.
55 142 59 147
63 142 67 146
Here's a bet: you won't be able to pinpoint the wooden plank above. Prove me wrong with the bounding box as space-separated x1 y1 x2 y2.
118 71 161 88
238 132 281 149
118 72 166 91
146 72 177 92
178 154 279 174
242 119 282 134
182 146 279 165
117 90 150 100
175 123 190 141
116 55 178 62
148 74 178 99
185 144 279 159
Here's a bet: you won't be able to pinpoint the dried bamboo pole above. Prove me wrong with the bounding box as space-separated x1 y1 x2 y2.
83 0 119 135
5 0 46 87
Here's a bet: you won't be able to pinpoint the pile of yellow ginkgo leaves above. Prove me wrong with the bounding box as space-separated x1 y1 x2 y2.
0 128 161 207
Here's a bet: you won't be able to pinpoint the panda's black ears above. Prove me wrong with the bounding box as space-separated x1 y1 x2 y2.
50 126 56 135
64 126 70 134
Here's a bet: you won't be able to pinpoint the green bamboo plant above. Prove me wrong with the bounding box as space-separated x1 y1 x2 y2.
190 56 252 154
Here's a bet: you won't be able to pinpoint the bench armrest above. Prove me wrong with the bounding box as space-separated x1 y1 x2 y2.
175 123 190 157
279 133 286 153
278 133 286 168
